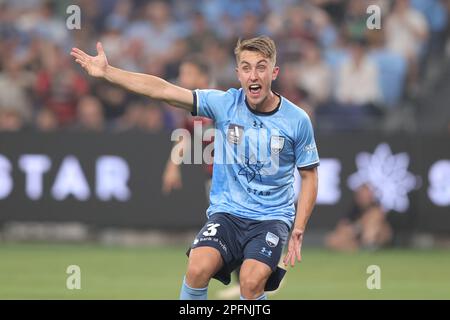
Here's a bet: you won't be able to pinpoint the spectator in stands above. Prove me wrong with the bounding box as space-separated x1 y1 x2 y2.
342 0 369 40
94 82 129 124
0 0 447 133
385 0 429 91
72 95 105 131
335 38 381 107
32 1 70 48
325 183 393 252
411 0 448 61
201 38 238 89
278 4 317 61
101 10 129 67
367 29 408 108
239 12 265 40
35 107 58 131
316 38 382 130
0 108 27 131
138 103 166 133
185 11 218 53
0 80 30 131
113 100 146 132
276 61 309 109
296 42 332 107
0 57 35 98
140 1 182 64
34 44 88 126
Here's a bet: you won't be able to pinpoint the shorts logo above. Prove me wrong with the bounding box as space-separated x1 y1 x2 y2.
265 232 279 247
270 136 285 154
260 247 272 258
227 124 244 145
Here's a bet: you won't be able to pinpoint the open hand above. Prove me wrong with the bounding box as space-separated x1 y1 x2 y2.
71 42 108 78
283 228 304 267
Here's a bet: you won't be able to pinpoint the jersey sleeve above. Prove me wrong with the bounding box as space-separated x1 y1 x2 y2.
294 115 320 169
191 89 235 122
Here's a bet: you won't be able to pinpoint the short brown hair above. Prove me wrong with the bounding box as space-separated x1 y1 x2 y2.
234 36 277 65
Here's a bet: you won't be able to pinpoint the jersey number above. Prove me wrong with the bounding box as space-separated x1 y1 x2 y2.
203 223 221 237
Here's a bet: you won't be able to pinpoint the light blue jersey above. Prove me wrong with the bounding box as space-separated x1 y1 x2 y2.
193 88 319 228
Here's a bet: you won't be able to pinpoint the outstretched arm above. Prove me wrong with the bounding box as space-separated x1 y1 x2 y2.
70 42 194 112
283 167 318 267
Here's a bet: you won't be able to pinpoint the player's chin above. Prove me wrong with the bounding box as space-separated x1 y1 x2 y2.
246 91 266 106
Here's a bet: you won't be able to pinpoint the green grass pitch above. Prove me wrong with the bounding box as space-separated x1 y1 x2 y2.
0 244 449 299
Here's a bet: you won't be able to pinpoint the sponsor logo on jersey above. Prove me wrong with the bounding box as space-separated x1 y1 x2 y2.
227 124 244 145
270 136 285 154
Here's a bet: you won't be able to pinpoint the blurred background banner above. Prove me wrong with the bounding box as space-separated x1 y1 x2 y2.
1 131 448 234
0 131 207 230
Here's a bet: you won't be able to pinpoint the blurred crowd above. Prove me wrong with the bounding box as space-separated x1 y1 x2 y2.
0 0 449 133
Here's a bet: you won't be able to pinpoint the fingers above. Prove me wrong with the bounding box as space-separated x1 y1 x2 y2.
283 238 303 267
294 238 301 260
283 252 290 266
71 48 89 59
294 237 302 264
283 240 292 266
283 250 295 267
283 246 296 267
296 246 302 263
70 48 91 71
70 51 85 62
96 42 105 55
75 59 87 69
290 249 296 266
70 48 89 69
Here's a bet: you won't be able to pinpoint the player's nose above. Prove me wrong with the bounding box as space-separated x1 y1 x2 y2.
249 69 258 81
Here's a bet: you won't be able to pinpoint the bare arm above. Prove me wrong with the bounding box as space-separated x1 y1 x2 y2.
70 42 194 112
283 166 318 267
161 137 188 194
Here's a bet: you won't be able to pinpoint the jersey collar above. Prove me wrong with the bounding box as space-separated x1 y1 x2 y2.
244 91 282 116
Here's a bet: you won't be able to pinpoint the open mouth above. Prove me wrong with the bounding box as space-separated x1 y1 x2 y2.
248 84 262 96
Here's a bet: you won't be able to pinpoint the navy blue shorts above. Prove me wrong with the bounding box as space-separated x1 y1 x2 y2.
188 213 289 290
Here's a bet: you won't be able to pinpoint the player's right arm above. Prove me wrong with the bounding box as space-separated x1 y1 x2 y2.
70 42 194 113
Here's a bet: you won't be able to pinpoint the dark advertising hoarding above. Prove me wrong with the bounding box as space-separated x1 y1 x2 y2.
0 132 449 233
0 131 208 230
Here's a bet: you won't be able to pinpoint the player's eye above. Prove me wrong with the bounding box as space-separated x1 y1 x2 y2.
257 65 266 71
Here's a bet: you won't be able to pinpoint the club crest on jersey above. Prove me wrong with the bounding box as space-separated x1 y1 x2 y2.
265 232 279 247
227 124 244 145
270 136 285 154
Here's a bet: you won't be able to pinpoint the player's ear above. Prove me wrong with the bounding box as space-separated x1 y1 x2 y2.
235 67 241 82
272 65 280 81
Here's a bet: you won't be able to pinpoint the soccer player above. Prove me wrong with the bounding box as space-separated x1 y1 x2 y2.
71 36 319 300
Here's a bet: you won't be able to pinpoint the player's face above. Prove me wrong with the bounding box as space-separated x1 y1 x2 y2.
236 50 279 107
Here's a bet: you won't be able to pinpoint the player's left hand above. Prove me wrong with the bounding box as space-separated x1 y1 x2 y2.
283 228 304 267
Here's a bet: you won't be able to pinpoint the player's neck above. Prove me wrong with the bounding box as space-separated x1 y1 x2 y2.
248 91 280 113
